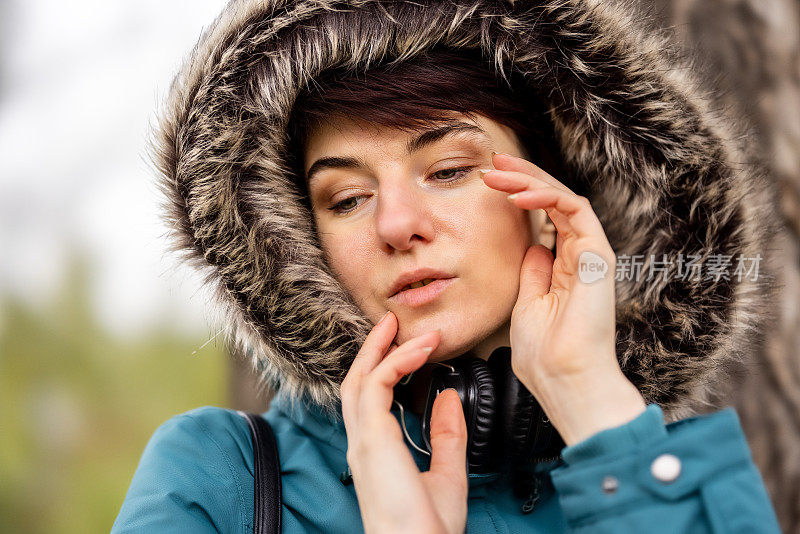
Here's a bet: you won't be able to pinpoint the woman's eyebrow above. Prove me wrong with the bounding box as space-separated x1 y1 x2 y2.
405 121 491 153
306 121 491 187
306 156 366 188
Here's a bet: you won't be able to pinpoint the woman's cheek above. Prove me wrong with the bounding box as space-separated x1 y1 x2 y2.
472 193 531 260
321 232 372 294
474 205 528 306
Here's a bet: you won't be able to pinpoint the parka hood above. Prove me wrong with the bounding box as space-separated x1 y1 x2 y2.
153 0 780 421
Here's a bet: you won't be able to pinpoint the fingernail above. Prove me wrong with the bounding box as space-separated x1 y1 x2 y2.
478 168 494 178
507 192 523 201
492 151 513 158
419 346 434 354
439 388 461 404
379 310 392 323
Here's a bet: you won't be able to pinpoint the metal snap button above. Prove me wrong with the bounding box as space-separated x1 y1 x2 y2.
651 453 681 483
601 475 619 494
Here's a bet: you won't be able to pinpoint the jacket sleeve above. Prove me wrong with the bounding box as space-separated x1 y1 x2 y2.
548 403 781 533
110 407 254 534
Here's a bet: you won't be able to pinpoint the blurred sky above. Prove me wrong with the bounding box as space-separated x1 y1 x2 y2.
0 0 230 340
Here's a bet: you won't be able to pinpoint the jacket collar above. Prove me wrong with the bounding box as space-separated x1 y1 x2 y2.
268 388 437 470
267 388 560 489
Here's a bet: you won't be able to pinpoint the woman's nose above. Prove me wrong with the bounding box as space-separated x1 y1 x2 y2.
374 184 435 251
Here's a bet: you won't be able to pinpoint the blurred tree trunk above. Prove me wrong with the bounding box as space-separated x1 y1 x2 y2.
643 1 800 531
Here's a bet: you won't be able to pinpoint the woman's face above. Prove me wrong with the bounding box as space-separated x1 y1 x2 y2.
303 112 543 362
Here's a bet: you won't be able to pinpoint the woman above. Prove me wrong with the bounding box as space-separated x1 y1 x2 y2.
113 0 782 532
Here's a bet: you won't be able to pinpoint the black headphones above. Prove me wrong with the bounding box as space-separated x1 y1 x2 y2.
394 346 565 475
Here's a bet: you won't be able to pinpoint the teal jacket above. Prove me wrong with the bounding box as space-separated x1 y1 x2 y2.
111 391 780 533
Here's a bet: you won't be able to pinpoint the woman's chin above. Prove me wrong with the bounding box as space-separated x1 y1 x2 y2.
385 304 500 362
419 334 478 364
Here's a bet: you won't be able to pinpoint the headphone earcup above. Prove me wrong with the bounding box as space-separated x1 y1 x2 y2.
420 357 497 473
488 347 536 464
463 357 497 473
488 347 565 465
420 350 564 474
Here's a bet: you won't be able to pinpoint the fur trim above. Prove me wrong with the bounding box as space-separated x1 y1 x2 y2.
150 0 781 421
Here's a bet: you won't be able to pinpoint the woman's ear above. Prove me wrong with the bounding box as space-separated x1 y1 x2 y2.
528 209 557 252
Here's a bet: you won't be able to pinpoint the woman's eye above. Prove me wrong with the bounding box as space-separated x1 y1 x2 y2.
329 196 362 214
326 166 475 215
430 166 475 184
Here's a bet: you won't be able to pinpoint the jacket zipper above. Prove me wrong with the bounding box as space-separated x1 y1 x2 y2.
520 472 542 514
519 453 560 514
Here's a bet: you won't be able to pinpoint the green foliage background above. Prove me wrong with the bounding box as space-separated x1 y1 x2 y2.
0 257 228 533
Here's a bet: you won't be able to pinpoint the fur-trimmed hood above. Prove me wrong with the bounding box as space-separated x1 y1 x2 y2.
152 0 780 422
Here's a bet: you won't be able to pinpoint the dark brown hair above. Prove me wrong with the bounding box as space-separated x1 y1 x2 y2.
286 46 562 204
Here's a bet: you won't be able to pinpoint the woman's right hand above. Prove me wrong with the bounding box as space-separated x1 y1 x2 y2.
340 310 468 534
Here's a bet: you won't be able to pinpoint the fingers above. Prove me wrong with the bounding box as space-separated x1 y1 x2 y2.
358 330 441 424
340 311 398 430
422 389 468 534
494 173 604 241
480 170 587 241
483 153 609 249
480 159 615 282
357 311 398 373
341 314 442 448
507 186 608 245
345 311 397 390
486 152 574 193
510 187 616 278
426 389 467 480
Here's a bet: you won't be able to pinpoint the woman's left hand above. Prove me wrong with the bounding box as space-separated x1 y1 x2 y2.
480 152 647 447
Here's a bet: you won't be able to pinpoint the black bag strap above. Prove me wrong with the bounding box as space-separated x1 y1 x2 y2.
239 411 282 534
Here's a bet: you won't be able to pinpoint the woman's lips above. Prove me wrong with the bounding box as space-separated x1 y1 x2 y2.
388 277 456 307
